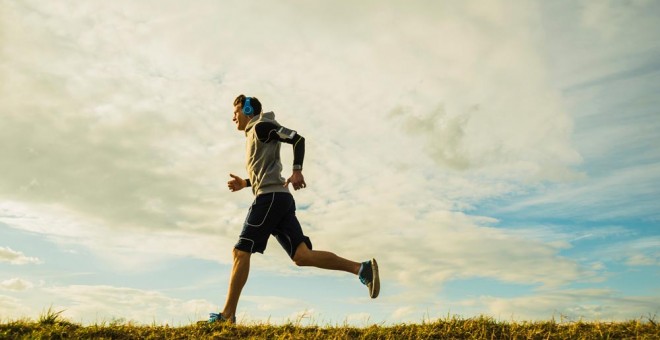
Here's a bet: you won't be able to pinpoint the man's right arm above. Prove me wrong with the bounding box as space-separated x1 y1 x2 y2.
228 173 251 192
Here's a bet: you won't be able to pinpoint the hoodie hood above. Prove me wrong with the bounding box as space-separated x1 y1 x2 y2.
245 111 276 134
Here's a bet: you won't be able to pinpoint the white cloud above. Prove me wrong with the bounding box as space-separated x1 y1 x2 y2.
391 306 417 321
0 246 41 265
235 305 320 325
285 308 317 326
44 285 215 325
593 237 660 267
580 0 658 42
0 295 30 319
241 295 306 313
1 0 238 237
540 0 660 89
0 201 237 270
625 254 658 267
0 278 34 291
0 0 590 290
345 312 373 325
307 204 593 294
502 163 660 221
234 295 325 325
457 289 660 321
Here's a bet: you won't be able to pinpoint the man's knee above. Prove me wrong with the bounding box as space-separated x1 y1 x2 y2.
233 247 251 261
293 253 309 267
292 243 311 267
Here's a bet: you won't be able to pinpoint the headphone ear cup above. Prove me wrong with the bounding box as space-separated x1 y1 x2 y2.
243 97 254 115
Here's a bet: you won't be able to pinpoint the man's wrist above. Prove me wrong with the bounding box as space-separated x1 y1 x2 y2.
292 164 303 171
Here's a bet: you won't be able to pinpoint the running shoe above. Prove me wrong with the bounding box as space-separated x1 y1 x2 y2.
358 258 380 298
205 312 236 324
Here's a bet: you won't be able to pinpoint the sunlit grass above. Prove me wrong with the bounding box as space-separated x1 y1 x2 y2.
1 309 658 339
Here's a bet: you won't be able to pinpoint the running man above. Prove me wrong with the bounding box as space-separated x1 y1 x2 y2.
207 94 379 323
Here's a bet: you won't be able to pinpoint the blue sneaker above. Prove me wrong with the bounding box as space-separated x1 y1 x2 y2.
358 258 380 298
207 312 236 324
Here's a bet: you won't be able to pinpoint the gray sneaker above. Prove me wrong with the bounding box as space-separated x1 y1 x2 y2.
358 258 380 298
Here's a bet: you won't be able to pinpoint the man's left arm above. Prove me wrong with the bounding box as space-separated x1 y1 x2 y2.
276 126 306 190
255 123 307 190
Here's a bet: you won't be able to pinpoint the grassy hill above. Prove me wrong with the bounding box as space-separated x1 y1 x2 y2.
1 311 658 339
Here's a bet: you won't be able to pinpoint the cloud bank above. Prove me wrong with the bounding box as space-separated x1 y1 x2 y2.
1 0 658 324
0 247 41 265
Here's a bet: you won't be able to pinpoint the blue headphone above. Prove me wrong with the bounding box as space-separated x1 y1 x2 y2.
242 97 254 116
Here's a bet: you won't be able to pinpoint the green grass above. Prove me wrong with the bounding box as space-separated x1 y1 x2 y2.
1 309 658 339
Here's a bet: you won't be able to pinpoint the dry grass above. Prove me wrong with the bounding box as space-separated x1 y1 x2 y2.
1 309 658 339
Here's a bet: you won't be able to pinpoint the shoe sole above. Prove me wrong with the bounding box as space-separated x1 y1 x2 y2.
370 258 380 298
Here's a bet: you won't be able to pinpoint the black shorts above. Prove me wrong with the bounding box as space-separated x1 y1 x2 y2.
235 192 312 259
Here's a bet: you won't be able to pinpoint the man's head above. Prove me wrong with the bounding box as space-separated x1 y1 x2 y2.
232 94 262 131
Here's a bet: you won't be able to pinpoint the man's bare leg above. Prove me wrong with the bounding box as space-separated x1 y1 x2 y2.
292 243 361 274
221 248 251 321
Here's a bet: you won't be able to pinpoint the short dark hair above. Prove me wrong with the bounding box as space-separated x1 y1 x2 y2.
234 94 262 115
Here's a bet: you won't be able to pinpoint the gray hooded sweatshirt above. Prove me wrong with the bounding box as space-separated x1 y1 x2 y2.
244 111 290 196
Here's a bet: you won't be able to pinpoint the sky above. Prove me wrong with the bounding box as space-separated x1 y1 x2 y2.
1 0 659 326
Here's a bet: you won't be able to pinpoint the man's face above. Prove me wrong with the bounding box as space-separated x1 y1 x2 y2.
232 104 251 131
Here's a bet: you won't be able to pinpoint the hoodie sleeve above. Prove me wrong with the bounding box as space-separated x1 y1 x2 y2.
254 122 305 170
